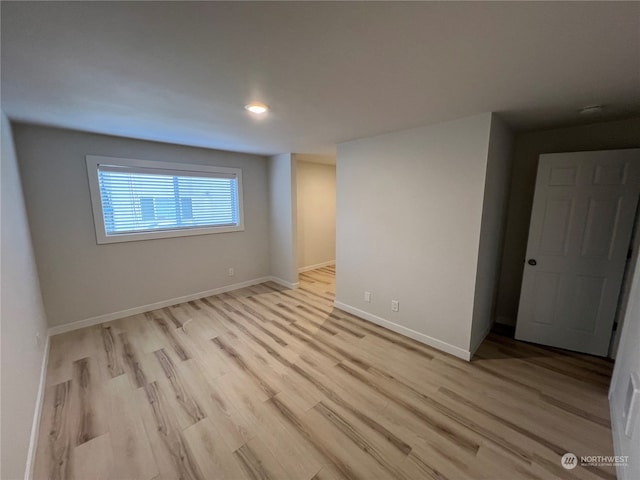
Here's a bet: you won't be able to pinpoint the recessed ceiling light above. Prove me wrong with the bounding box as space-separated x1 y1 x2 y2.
245 102 269 114
579 105 604 116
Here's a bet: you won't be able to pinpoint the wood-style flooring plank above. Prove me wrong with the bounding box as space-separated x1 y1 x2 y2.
94 324 125 379
107 375 158 480
70 356 107 446
183 418 250 480
137 381 204 480
33 267 617 480
72 433 113 480
233 438 290 480
34 381 73 480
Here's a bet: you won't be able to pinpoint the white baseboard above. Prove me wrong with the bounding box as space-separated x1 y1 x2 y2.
268 276 300 290
469 323 492 358
333 301 471 361
298 261 335 273
48 276 272 336
24 334 50 480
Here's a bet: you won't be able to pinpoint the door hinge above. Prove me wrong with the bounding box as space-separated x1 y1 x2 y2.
628 248 633 260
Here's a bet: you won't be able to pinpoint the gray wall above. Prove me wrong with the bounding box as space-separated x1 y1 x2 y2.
335 113 493 358
268 153 298 286
496 117 640 325
296 160 336 270
470 114 514 353
1 114 48 479
13 124 270 327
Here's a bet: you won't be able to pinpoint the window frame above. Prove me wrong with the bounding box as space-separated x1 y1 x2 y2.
86 155 244 244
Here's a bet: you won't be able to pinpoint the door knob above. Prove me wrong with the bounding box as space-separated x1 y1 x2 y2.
528 259 537 266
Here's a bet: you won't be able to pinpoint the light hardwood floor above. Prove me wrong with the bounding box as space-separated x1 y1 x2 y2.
34 266 617 480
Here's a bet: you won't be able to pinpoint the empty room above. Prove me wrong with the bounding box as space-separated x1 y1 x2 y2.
2 2 640 480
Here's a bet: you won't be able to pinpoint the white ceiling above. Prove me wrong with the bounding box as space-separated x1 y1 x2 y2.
2 2 639 156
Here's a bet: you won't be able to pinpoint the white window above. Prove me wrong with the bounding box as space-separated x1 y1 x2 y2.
86 155 244 244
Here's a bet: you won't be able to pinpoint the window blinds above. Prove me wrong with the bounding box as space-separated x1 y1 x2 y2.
97 164 239 235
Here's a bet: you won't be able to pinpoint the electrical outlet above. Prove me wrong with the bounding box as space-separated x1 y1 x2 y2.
228 268 235 276
391 300 399 312
364 291 372 303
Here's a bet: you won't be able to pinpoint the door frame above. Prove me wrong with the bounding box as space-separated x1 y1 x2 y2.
609 196 640 358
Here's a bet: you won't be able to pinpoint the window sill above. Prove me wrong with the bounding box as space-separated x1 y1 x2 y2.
96 224 245 244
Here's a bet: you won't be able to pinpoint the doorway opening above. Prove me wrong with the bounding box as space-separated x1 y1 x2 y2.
295 154 336 276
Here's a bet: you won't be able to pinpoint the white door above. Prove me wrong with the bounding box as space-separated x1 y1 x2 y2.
515 149 640 356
